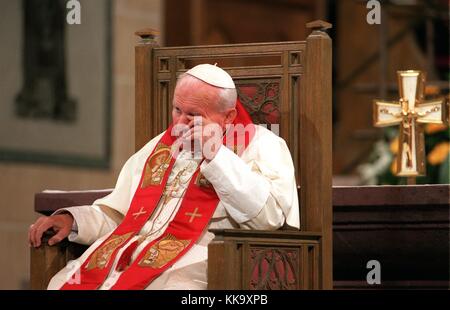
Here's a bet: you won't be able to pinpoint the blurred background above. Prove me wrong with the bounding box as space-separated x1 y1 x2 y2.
0 0 448 289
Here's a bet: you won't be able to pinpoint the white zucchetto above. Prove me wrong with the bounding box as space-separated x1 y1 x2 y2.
186 64 236 89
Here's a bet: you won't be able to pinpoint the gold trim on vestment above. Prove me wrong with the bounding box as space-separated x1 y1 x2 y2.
138 234 190 269
86 232 133 270
141 143 171 188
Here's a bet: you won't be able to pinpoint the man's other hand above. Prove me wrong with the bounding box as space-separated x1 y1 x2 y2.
28 213 74 248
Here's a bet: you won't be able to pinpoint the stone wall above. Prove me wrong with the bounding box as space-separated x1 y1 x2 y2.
0 0 163 289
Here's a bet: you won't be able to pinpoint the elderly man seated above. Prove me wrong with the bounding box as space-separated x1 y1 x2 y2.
28 64 299 290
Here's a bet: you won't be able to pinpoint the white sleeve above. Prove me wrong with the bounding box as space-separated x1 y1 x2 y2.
52 132 165 245
200 129 299 230
53 205 121 245
51 153 136 245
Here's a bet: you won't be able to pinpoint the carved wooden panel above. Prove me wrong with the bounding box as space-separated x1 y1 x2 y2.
207 230 322 289
249 247 299 290
236 80 281 125
246 243 319 290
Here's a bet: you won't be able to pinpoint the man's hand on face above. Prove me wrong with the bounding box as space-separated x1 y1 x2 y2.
182 116 224 161
28 213 74 248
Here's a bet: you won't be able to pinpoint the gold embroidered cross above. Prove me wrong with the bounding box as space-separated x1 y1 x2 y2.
132 207 147 220
373 70 446 177
185 207 202 223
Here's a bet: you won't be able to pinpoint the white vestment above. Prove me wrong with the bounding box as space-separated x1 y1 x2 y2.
48 125 299 290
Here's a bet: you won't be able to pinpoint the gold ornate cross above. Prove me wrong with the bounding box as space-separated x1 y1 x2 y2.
185 207 202 223
132 207 147 220
373 70 446 176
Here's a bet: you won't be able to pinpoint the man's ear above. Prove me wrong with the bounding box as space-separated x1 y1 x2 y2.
225 108 237 124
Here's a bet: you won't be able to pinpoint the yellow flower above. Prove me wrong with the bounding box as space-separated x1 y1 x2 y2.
390 136 399 154
427 142 450 165
425 123 449 135
390 158 397 174
425 85 440 96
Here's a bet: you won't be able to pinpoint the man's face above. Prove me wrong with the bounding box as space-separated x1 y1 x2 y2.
171 80 234 129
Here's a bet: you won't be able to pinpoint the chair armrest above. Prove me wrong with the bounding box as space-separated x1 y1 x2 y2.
34 189 112 215
207 229 322 290
30 231 88 290
31 189 110 289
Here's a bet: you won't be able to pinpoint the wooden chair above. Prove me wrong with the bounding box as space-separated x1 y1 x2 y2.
31 20 333 290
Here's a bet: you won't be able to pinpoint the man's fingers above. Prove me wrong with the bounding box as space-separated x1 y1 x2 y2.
34 220 54 248
187 116 204 127
28 214 73 247
183 127 203 139
28 222 37 246
28 224 34 247
48 228 69 246
183 132 194 141
31 218 45 247
182 128 197 141
29 217 45 247
31 224 39 247
183 132 201 143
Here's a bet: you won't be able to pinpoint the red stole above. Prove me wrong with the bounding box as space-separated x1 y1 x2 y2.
61 100 254 290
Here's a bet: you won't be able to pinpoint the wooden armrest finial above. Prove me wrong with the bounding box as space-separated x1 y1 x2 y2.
306 20 332 32
135 28 159 44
